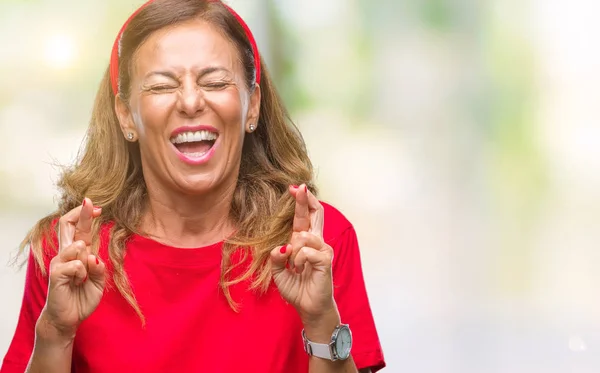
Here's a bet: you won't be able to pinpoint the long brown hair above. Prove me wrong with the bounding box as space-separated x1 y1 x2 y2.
19 0 316 323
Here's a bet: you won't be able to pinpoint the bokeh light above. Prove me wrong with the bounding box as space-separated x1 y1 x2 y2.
44 33 77 69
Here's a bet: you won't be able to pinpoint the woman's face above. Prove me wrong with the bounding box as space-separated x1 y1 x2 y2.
116 19 260 197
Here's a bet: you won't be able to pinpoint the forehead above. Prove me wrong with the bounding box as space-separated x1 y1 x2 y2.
132 18 240 74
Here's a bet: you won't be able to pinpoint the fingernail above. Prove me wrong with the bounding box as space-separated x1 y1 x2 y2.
304 185 308 193
285 262 290 269
96 257 99 265
83 274 88 283
82 199 86 207
292 185 299 188
279 245 287 254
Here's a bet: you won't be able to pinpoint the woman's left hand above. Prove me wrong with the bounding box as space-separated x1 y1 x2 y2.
270 184 338 326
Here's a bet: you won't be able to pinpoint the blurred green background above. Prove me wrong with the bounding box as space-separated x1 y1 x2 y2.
2 0 600 372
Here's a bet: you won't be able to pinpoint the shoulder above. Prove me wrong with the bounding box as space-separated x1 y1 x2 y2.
320 201 354 245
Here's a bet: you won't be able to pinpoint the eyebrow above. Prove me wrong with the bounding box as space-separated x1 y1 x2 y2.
144 67 231 80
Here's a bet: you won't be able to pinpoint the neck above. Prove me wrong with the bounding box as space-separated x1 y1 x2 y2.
140 181 237 249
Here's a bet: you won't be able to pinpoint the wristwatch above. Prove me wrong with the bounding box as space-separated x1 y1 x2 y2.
302 324 353 361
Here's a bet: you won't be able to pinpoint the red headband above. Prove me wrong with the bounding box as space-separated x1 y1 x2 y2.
109 0 261 95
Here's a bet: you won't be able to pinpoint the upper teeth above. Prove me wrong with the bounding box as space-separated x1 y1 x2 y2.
170 130 218 144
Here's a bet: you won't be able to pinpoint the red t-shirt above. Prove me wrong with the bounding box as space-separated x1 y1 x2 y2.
1 202 385 372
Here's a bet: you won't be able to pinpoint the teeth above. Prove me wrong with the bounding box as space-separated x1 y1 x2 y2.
170 130 218 144
182 151 209 158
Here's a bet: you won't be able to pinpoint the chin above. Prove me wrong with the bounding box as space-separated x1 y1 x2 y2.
171 169 232 195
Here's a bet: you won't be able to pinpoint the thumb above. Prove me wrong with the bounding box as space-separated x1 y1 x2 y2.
270 244 292 275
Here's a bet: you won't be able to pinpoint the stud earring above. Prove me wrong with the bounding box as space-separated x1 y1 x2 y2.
127 132 134 141
249 124 256 132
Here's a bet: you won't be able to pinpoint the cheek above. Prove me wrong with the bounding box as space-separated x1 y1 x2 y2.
205 90 246 126
135 96 177 135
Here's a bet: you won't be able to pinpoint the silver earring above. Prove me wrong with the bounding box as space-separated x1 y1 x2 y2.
127 132 134 141
249 124 255 132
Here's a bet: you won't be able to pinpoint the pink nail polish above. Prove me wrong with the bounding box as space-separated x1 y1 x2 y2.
83 274 88 283
304 185 307 193
96 257 99 265
280 246 287 254
292 185 299 188
82 199 86 207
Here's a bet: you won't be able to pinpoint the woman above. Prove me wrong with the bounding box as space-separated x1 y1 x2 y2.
1 1 385 372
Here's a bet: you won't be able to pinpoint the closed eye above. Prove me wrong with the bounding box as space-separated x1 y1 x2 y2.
150 85 176 91
202 82 230 90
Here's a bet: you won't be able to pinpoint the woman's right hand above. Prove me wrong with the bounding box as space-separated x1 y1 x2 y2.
39 198 106 340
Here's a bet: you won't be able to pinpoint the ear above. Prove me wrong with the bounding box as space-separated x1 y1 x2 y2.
245 84 261 133
115 94 138 141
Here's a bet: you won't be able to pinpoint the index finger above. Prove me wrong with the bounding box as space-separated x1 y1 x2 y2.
291 185 310 232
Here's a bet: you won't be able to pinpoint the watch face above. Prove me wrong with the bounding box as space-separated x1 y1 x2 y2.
335 325 352 360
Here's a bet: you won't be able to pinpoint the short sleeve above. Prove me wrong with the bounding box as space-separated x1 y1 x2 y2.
332 226 386 372
1 250 50 373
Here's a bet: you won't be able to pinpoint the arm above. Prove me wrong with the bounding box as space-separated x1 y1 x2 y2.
301 223 385 373
304 308 362 373
26 201 105 373
3 200 105 373
304 217 385 373
25 313 74 373
270 187 385 373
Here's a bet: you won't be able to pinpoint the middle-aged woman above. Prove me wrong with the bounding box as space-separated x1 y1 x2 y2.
1 1 385 372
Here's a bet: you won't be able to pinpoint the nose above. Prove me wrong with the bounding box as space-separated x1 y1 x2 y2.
176 81 206 117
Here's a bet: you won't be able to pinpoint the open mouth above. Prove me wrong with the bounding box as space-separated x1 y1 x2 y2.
169 130 218 158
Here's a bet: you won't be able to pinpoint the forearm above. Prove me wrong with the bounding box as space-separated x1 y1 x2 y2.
309 355 359 373
309 358 370 373
26 313 75 373
305 309 359 373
